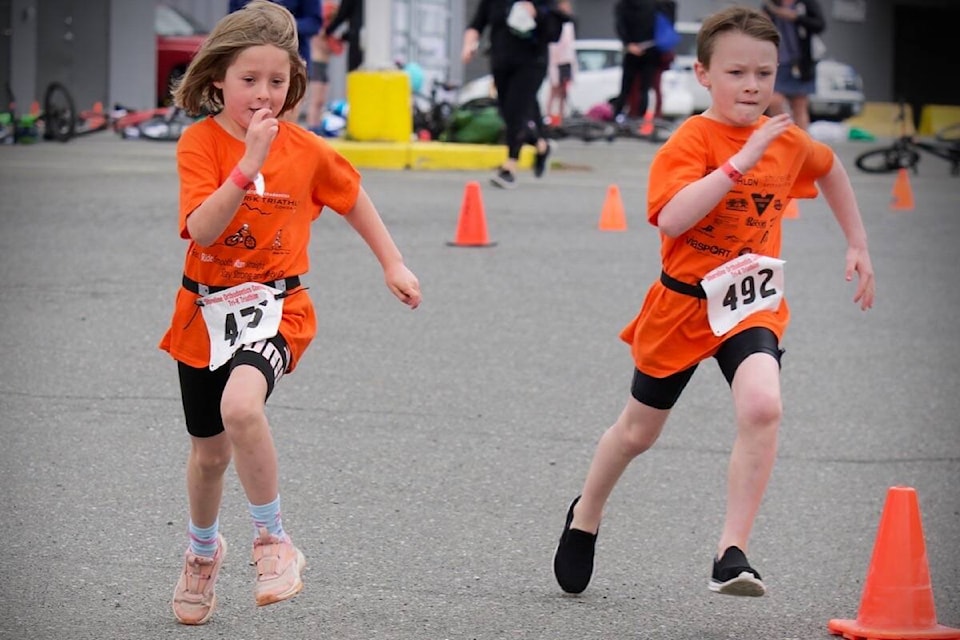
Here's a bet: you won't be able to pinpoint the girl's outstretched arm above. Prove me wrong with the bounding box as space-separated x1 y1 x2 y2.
343 187 422 309
817 155 876 310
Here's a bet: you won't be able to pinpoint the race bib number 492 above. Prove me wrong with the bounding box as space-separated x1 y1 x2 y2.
700 254 785 337
198 282 284 370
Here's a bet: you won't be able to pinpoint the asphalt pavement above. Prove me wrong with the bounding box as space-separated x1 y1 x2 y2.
1 129 958 640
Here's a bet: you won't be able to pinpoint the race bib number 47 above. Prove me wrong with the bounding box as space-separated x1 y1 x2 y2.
198 282 284 370
700 254 785 337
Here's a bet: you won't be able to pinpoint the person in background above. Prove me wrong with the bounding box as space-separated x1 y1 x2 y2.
306 1 343 131
552 4 873 599
462 0 559 189
229 0 323 124
546 1 577 127
763 0 825 130
324 0 363 72
165 0 421 625
649 0 677 121
612 0 659 123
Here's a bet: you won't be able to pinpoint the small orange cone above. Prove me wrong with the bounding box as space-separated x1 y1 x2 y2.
599 184 627 231
783 198 800 219
29 101 40 117
828 486 960 640
891 168 915 211
447 181 496 247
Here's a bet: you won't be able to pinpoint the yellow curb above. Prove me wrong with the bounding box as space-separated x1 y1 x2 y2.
326 140 535 171
918 104 960 136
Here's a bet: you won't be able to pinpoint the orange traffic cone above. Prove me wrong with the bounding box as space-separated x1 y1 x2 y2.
783 198 800 219
891 168 915 211
599 184 627 231
447 181 496 247
827 486 960 640
29 101 40 117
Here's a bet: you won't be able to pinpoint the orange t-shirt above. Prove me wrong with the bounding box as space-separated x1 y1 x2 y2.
620 115 834 377
159 117 361 371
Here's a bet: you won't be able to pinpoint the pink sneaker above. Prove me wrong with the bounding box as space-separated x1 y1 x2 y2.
252 528 306 606
172 534 227 625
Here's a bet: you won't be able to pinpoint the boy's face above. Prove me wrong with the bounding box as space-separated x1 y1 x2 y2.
694 31 778 127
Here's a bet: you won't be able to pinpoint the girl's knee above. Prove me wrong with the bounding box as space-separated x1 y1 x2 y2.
190 440 231 474
614 409 664 455
737 388 782 429
219 389 265 434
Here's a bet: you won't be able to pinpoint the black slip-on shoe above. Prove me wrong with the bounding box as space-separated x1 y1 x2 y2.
553 496 598 594
708 545 766 597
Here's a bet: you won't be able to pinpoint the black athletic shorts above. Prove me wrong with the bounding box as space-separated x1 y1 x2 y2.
177 334 290 438
630 327 783 410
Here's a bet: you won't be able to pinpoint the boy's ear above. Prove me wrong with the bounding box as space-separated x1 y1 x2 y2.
693 60 710 89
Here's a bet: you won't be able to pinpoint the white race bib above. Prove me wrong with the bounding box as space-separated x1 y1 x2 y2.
198 282 284 370
700 254 785 337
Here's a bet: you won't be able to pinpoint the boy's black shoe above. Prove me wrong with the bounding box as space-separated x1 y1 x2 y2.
533 141 552 178
553 496 597 594
490 168 517 189
708 546 766 597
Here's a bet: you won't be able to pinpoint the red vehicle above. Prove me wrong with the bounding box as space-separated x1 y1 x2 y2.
156 4 208 106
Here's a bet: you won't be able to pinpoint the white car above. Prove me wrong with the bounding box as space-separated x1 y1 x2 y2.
457 38 697 119
459 24 863 123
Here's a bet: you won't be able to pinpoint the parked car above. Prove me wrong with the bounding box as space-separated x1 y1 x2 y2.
672 21 864 121
459 24 864 123
156 4 208 106
457 39 695 120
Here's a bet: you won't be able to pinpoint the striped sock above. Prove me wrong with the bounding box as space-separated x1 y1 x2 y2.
188 519 220 557
249 495 285 539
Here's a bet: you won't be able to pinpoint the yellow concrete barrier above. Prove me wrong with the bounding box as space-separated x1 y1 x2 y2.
327 139 535 171
918 104 960 136
844 102 915 137
346 70 412 143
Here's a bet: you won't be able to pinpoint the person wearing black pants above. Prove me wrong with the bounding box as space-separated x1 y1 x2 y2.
462 0 557 189
612 0 658 120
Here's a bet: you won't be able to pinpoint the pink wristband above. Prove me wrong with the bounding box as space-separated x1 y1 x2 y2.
720 160 743 183
229 165 253 190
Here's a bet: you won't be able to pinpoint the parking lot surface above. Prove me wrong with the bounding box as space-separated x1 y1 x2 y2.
1 132 958 639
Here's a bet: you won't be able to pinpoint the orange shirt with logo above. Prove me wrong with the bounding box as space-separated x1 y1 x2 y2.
159 117 361 371
620 115 834 377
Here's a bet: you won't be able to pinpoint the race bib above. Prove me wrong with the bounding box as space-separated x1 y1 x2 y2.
700 254 785 337
198 282 284 370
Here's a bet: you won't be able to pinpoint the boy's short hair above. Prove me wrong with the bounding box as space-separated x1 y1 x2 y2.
173 0 308 116
696 5 780 69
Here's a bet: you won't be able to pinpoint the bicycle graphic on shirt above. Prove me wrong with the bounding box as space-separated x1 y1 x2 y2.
225 224 257 249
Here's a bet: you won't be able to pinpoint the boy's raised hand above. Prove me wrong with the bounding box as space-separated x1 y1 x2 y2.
736 113 792 171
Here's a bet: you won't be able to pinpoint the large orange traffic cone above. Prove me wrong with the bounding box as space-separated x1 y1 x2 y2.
828 486 960 640
891 168 915 211
447 181 496 247
599 184 627 231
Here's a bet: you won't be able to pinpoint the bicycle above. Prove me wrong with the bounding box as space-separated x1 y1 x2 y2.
854 101 960 176
1 82 76 143
411 79 460 142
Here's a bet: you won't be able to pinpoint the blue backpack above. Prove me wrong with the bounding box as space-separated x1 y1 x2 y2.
654 11 679 52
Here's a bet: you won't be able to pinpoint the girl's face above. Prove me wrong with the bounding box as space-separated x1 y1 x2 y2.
694 31 778 127
214 44 291 135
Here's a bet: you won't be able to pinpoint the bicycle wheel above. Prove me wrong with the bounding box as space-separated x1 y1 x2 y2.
43 82 76 142
854 145 920 174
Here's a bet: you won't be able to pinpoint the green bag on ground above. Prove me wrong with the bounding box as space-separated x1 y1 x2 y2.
441 98 505 144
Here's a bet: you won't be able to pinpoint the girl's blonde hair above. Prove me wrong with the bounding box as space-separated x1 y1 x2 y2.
172 0 307 116
696 5 780 69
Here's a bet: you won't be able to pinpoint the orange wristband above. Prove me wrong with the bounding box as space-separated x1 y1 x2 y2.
229 166 253 190
721 160 743 183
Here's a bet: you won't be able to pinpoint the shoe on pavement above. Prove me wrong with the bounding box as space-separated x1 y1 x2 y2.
553 495 598 594
172 534 227 625
490 167 517 189
708 545 766 597
252 527 306 606
533 141 552 178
